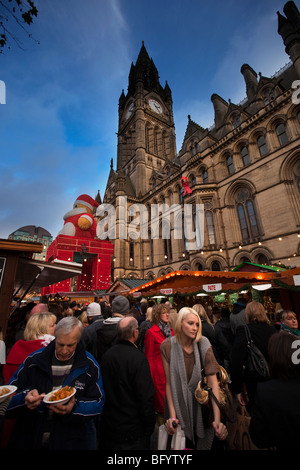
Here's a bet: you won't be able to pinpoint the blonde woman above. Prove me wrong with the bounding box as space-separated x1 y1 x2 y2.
24 313 56 341
3 313 56 383
160 307 228 449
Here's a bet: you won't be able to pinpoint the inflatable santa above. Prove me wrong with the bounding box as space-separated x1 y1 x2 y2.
59 194 99 239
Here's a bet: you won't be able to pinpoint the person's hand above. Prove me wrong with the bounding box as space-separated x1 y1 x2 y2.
48 395 75 415
25 389 45 410
165 417 179 435
212 421 228 440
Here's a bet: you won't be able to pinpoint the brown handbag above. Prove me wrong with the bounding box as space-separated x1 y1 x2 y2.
195 366 236 423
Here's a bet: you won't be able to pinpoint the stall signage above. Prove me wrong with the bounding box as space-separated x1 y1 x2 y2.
132 292 141 298
160 288 173 295
293 275 300 286
0 257 6 288
202 283 222 292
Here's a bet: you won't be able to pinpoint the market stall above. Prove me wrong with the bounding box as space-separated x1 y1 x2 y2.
0 239 82 336
128 267 300 318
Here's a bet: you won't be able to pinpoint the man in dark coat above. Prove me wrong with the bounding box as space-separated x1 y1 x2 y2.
99 316 156 450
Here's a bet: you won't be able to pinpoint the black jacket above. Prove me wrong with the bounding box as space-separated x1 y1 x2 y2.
100 340 155 443
201 320 230 367
249 377 300 449
230 323 276 406
96 316 121 363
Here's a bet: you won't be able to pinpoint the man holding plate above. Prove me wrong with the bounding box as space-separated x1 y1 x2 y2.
5 317 105 450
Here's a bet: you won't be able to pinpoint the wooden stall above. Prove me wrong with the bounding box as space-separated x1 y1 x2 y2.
0 239 82 336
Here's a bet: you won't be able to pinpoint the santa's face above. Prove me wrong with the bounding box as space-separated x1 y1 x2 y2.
74 202 92 214
63 204 92 221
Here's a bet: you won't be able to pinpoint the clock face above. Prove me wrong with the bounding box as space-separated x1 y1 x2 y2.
149 99 163 114
126 102 134 119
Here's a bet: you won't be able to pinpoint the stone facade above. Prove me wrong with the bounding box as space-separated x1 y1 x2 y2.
103 3 300 281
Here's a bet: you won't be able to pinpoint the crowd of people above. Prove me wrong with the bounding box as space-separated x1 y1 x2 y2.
0 294 299 451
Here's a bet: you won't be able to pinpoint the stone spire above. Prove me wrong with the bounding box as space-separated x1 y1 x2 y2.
278 1 300 77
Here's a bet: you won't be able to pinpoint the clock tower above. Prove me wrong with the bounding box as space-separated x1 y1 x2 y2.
117 42 177 197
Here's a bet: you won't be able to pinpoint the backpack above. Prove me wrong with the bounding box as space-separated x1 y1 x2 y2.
244 325 270 381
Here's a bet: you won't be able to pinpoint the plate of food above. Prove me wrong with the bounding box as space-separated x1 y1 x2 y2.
0 385 17 403
43 385 76 405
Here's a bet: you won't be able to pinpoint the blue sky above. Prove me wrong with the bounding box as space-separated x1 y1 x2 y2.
0 0 292 239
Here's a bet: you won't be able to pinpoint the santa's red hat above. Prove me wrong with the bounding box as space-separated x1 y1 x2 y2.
74 194 99 211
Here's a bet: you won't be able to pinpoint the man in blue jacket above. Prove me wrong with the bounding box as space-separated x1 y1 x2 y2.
6 316 105 450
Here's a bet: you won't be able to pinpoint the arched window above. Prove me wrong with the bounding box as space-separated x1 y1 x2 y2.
129 242 134 266
236 189 259 241
205 211 216 245
276 123 289 146
226 155 235 175
257 254 269 265
189 174 196 186
178 186 183 203
257 135 268 157
195 262 203 271
202 169 208 183
145 126 150 152
263 87 275 105
154 129 159 154
212 261 221 271
295 163 300 193
231 113 241 129
241 146 250 166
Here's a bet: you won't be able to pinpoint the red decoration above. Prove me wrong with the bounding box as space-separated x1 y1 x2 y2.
59 194 99 239
41 235 114 295
181 176 192 196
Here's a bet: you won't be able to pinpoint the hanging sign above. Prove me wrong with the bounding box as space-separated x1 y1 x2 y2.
160 288 173 295
132 292 142 298
202 283 222 292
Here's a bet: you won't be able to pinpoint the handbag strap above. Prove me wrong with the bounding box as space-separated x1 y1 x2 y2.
204 384 235 423
244 325 253 345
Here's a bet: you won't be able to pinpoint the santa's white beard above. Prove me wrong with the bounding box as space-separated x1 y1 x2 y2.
63 207 88 220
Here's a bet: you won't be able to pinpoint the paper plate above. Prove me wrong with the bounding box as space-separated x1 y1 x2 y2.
0 385 17 403
43 386 76 405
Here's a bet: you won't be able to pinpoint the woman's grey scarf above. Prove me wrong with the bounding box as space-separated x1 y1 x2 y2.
158 320 172 337
169 336 214 450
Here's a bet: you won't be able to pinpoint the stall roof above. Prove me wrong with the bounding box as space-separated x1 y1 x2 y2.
128 268 300 297
232 261 286 272
14 257 82 297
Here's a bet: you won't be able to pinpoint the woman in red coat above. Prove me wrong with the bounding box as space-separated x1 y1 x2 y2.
144 303 174 423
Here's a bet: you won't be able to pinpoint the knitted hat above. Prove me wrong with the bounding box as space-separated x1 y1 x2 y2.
111 295 129 315
86 302 101 317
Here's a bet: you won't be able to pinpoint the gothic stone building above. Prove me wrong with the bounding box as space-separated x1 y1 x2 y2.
103 2 300 281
